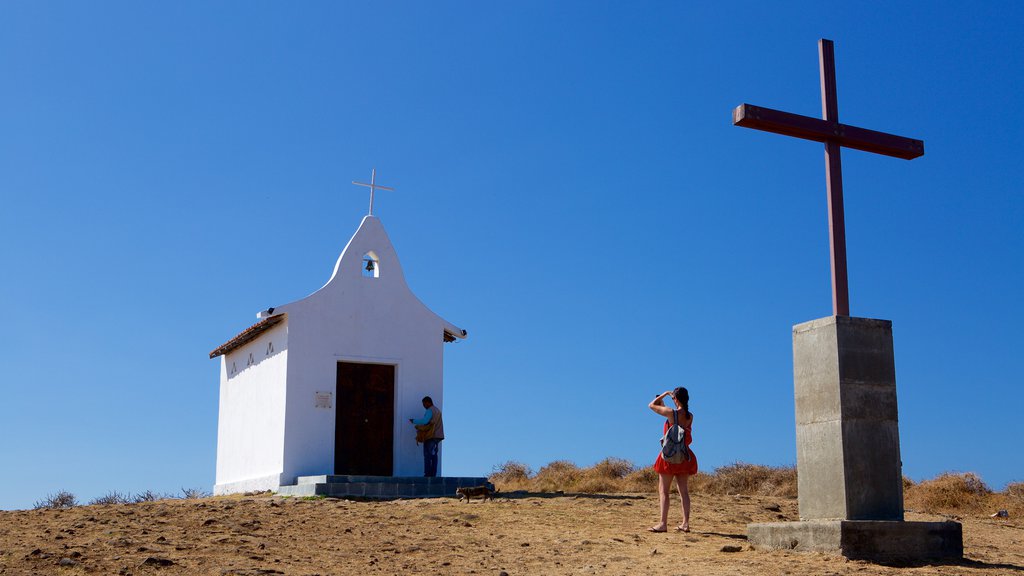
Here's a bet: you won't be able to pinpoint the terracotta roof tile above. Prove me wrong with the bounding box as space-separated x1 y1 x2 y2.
209 315 285 359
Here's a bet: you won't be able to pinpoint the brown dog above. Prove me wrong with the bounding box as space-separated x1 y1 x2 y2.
455 485 494 502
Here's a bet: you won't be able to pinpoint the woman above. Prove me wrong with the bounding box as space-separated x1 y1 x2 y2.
648 387 698 533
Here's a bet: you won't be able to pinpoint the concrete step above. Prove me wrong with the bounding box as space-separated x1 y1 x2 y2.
296 475 487 485
280 475 492 499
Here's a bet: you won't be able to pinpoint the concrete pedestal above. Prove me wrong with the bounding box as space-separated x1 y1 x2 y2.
747 316 962 560
793 316 903 520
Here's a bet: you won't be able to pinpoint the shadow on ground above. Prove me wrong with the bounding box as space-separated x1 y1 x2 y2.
499 490 645 501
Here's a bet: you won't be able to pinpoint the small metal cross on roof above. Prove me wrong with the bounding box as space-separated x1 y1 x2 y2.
352 168 395 216
733 39 924 317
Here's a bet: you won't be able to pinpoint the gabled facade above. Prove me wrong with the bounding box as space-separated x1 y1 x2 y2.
210 215 466 495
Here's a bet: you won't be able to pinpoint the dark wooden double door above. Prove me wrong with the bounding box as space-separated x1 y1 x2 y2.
335 362 394 476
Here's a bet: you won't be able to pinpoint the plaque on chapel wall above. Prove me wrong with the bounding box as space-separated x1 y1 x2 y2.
315 391 333 409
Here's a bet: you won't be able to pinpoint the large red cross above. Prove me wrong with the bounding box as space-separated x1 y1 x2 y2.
733 39 924 317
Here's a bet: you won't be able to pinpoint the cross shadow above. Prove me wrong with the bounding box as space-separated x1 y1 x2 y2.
695 531 747 540
867 558 1024 571
956 558 1024 572
498 490 645 501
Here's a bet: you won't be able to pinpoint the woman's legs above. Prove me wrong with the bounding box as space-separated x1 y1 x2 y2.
674 474 691 531
650 473 673 531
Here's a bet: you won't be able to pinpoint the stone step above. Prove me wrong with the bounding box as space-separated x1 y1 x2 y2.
279 475 492 499
296 475 488 485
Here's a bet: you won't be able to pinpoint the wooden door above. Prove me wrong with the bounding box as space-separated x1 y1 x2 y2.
335 362 394 476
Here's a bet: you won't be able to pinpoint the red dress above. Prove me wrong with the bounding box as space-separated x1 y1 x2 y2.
653 416 698 476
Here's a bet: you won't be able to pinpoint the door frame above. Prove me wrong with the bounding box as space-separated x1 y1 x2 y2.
333 356 400 476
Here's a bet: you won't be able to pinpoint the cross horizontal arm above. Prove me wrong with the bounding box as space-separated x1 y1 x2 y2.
733 104 924 160
352 181 395 191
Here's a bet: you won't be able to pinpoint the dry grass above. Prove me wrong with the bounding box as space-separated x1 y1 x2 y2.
905 472 991 512
1006 481 1024 500
532 460 583 492
489 461 532 490
30 487 215 510
905 472 1023 518
622 465 658 492
494 458 647 494
490 459 798 497
88 491 131 506
690 462 798 498
32 491 78 510
492 460 1020 517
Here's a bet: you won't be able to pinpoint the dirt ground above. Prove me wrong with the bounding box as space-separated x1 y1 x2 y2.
1 491 1021 576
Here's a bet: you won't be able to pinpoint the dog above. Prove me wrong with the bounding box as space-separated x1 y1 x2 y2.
455 485 495 502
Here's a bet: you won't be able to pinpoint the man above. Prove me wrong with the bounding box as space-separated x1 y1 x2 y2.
409 396 444 477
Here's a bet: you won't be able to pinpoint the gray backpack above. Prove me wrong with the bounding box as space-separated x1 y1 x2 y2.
660 410 690 464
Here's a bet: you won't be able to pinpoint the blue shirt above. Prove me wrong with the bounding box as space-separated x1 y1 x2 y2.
412 408 433 426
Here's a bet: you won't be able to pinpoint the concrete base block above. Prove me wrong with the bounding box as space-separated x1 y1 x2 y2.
747 520 963 561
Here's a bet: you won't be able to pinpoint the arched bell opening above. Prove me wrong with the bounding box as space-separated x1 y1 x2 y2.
362 251 380 278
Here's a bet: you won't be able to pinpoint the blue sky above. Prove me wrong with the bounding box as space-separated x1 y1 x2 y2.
1 1 1021 510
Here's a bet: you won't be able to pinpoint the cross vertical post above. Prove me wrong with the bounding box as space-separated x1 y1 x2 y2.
819 39 850 316
352 168 395 216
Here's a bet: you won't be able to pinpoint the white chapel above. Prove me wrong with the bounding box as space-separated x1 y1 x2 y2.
209 184 467 495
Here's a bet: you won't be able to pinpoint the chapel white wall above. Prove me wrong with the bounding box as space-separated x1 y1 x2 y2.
214 321 288 494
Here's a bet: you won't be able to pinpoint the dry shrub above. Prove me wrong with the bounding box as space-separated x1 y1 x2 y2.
33 491 78 510
89 491 130 506
489 459 800 496
574 476 618 493
905 472 992 514
490 461 533 490
533 460 582 492
493 459 1020 512
623 466 659 492
686 471 717 494
180 487 211 499
132 490 168 503
698 463 797 498
590 458 635 480
1005 482 1024 500
992 482 1024 519
574 458 636 493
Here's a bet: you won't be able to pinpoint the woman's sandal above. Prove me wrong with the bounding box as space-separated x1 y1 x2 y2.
675 525 690 533
648 526 667 533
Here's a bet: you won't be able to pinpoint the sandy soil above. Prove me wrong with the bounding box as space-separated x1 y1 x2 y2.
1 492 1021 575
